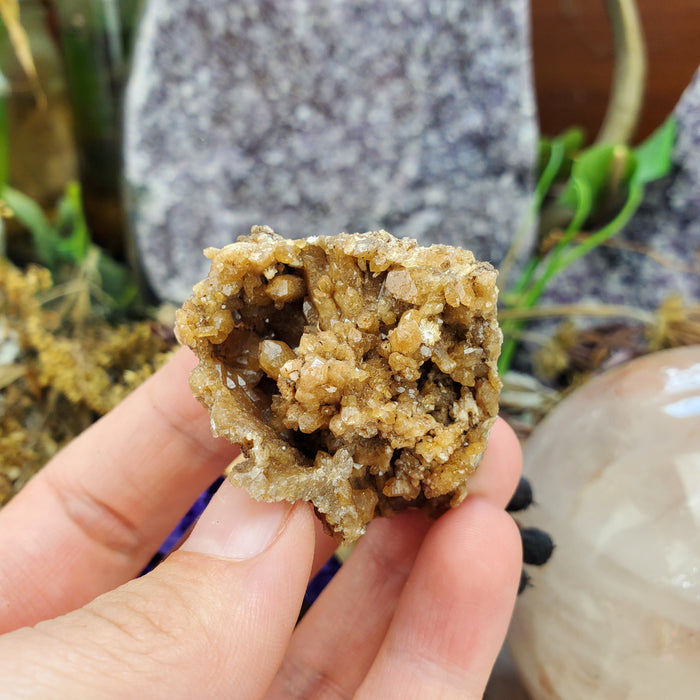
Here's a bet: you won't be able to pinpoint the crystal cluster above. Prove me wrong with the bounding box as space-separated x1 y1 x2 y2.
175 227 501 543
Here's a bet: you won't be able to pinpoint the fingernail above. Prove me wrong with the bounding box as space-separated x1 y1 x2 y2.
181 480 292 560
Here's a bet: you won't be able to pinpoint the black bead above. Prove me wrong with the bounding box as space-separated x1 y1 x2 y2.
520 526 555 566
506 477 533 512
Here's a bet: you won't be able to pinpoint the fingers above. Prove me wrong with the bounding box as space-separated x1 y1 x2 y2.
267 510 432 698
226 454 336 578
0 348 238 633
310 517 340 578
267 415 522 698
0 382 519 697
465 417 523 508
357 498 522 699
0 482 316 699
301 417 523 592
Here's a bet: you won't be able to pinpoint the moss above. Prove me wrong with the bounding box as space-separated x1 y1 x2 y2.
0 259 173 505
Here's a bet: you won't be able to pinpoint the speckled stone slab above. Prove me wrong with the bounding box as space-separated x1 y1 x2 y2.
541 67 700 310
125 0 537 302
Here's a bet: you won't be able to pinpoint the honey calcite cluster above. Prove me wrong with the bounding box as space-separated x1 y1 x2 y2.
175 227 502 544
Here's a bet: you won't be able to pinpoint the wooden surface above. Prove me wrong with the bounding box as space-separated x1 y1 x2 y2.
532 0 700 142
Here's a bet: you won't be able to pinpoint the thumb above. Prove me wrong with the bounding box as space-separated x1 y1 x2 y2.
0 481 316 699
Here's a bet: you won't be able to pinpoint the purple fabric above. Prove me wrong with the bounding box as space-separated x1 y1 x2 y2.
140 476 224 574
304 555 342 608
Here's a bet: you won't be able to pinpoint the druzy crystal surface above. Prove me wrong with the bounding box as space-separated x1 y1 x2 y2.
175 227 502 543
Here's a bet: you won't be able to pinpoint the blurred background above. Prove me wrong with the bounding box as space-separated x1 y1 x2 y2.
1 0 698 264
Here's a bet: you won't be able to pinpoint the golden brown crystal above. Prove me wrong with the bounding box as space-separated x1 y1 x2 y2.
175 227 502 543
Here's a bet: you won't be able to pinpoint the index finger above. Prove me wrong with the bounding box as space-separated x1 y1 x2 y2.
465 417 523 508
0 348 237 633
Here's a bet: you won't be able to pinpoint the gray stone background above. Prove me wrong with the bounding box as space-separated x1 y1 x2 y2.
125 0 537 302
125 0 699 318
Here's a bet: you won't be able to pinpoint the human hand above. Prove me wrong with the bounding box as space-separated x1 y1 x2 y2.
0 349 522 698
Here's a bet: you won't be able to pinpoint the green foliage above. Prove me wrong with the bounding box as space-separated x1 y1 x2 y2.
1 181 140 313
55 182 90 263
559 143 629 212
499 117 677 374
536 127 584 184
2 186 59 265
96 249 139 308
631 116 676 186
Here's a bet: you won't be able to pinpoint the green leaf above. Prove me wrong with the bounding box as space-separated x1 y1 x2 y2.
632 116 676 186
537 127 585 181
2 182 92 269
559 143 628 211
559 127 586 158
54 181 90 264
96 251 138 308
554 176 594 252
536 137 552 179
534 139 565 210
2 185 60 267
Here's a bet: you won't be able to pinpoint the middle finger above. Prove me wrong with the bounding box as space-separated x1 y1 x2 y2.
266 420 521 698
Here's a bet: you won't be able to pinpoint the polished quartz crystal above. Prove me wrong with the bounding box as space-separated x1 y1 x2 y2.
508 346 700 699
175 227 502 543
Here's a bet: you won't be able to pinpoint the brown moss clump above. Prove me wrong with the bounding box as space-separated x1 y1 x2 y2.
176 226 502 543
0 259 173 505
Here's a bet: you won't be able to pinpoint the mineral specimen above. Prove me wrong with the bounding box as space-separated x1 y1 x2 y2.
175 227 502 543
509 347 700 699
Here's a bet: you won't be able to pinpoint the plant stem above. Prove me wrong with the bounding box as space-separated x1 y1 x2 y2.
499 179 646 374
499 140 566 291
597 0 647 144
0 0 47 109
516 179 592 310
498 303 655 325
499 174 589 374
552 182 643 272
